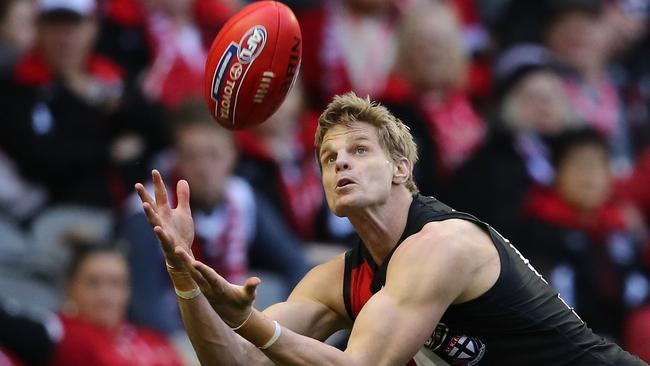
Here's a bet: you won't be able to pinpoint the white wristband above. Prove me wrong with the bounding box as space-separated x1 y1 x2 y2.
174 287 201 300
230 309 254 331
259 321 282 350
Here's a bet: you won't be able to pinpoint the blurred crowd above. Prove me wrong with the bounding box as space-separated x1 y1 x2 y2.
1 0 649 364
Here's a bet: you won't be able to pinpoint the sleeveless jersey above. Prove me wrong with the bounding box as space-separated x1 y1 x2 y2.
343 194 645 366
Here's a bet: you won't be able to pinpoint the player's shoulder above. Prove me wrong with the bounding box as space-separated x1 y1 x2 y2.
415 219 486 249
394 219 492 268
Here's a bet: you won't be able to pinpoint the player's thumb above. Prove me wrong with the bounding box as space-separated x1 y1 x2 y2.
243 277 261 300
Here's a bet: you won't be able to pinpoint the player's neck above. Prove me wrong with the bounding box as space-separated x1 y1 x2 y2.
348 188 413 266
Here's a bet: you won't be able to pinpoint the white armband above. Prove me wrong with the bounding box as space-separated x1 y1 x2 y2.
174 287 201 300
259 321 282 350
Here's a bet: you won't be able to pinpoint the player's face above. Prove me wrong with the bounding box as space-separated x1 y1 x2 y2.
319 121 395 216
68 252 130 330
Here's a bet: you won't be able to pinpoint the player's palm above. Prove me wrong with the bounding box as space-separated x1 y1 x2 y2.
136 170 195 267
158 198 195 260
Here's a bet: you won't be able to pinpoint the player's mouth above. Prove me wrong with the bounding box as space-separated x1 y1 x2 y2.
335 178 356 191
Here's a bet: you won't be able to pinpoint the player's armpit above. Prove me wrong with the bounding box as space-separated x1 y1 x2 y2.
263 253 351 341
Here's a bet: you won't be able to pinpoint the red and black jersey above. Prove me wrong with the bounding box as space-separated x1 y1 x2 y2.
342 194 645 366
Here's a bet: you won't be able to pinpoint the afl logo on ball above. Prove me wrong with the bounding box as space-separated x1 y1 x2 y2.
238 26 267 64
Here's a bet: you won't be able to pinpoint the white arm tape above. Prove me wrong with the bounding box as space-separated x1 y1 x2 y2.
259 321 282 350
174 287 201 300
231 309 254 331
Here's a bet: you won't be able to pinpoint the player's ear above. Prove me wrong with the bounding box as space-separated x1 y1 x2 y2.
392 157 410 185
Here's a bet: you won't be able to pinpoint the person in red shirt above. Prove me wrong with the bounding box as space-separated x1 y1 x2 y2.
299 0 407 109
50 244 183 366
379 0 484 199
0 0 168 209
521 128 650 341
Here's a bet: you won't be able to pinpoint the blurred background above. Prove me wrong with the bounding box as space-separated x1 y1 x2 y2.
0 0 649 364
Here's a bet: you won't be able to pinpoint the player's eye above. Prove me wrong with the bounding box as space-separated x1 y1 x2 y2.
324 154 336 164
356 147 367 154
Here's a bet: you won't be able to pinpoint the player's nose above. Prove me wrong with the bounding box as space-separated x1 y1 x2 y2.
335 152 351 172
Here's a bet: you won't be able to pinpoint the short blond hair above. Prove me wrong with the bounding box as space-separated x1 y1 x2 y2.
315 92 419 193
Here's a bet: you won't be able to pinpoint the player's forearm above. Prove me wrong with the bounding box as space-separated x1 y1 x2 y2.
267 327 362 366
178 296 269 365
238 310 361 366
170 270 271 365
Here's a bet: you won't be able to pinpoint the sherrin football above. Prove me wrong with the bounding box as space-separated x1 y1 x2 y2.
204 1 302 130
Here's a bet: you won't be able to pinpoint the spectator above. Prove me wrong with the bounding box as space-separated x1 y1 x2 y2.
382 0 484 196
96 0 236 89
601 0 649 60
448 44 576 239
50 243 183 366
94 0 150 83
118 100 309 334
299 0 406 108
0 0 121 207
235 81 355 243
602 0 650 153
0 0 37 77
138 0 234 108
0 0 168 209
0 300 60 366
543 0 635 175
521 128 650 341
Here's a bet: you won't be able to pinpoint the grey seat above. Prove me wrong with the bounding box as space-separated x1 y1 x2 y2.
28 205 114 285
0 215 30 272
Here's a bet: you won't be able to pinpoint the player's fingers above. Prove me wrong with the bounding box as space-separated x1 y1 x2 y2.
152 169 169 207
176 180 191 211
142 202 162 227
135 183 156 209
153 226 175 253
193 260 228 294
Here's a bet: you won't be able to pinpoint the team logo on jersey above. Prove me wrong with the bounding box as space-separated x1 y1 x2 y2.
423 323 486 365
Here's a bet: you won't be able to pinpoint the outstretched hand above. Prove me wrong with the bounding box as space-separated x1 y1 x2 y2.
176 248 261 327
135 169 195 268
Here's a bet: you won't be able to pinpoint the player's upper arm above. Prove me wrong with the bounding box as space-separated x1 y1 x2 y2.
344 221 485 365
262 253 352 341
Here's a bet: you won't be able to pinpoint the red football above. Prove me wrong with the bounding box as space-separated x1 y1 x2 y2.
204 1 302 130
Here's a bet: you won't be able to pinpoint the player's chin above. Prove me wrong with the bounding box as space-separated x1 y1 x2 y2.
331 194 362 216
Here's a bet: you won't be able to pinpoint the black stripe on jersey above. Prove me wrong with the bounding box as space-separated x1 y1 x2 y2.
343 249 356 320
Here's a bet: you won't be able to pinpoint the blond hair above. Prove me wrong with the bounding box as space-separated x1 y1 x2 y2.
315 92 419 193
